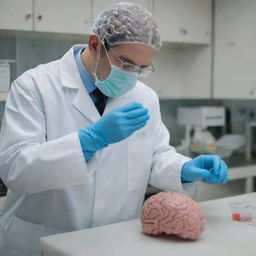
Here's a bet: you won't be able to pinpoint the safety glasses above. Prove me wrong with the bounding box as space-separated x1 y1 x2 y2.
107 46 155 77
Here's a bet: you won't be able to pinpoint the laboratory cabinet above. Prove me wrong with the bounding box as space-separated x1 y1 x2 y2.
141 0 212 98
214 0 256 99
92 0 152 18
153 0 212 45
0 0 213 99
34 0 92 34
0 0 33 31
0 0 93 34
140 44 211 99
0 0 211 45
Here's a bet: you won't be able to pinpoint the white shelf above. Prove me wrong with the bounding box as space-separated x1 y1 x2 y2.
0 92 8 101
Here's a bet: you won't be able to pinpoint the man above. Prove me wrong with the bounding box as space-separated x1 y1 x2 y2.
0 2 228 255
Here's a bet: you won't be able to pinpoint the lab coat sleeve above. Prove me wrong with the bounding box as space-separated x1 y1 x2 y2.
0 75 93 195
148 92 194 195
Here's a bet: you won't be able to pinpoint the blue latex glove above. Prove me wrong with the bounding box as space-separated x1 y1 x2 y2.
79 102 150 161
181 155 228 183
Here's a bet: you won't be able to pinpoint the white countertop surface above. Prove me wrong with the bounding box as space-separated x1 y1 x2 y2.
41 193 256 256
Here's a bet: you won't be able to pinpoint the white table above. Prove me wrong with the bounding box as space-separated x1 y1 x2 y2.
41 193 256 256
228 165 256 193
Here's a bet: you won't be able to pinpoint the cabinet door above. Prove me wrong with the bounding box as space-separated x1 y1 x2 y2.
153 0 211 44
141 45 211 99
0 0 33 31
214 0 256 99
34 0 92 34
93 0 150 20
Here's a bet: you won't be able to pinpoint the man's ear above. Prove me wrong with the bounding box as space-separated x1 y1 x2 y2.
88 34 101 56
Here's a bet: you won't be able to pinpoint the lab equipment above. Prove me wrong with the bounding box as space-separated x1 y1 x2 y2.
181 155 228 183
245 121 256 161
229 201 256 225
190 127 217 154
79 102 149 161
0 61 10 92
93 43 139 97
91 2 161 50
216 134 246 158
216 134 246 151
141 192 205 240
0 60 15 92
177 106 225 156
178 106 225 127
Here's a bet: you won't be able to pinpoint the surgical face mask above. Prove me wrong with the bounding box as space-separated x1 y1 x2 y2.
93 43 139 98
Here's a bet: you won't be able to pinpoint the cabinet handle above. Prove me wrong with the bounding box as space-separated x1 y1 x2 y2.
180 28 188 35
249 88 256 96
25 14 32 20
37 15 43 21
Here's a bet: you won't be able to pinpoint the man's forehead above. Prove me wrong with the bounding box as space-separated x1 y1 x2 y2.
112 43 156 66
113 43 155 52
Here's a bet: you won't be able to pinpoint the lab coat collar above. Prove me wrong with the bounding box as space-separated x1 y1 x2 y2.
60 44 85 89
60 44 100 123
59 45 131 124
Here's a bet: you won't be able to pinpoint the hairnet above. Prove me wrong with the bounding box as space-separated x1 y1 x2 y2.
91 2 161 51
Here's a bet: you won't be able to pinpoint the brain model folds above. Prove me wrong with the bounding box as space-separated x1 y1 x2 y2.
141 192 205 240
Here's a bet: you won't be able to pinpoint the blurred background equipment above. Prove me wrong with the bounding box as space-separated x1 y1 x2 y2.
177 106 225 156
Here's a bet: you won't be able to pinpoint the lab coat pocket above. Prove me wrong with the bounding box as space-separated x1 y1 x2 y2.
128 140 152 190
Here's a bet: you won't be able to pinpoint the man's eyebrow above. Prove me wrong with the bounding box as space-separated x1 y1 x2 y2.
119 56 150 68
119 56 136 65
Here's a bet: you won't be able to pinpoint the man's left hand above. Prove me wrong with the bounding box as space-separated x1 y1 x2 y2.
181 155 228 183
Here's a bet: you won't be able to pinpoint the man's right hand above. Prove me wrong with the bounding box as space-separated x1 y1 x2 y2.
78 102 150 161
93 102 150 144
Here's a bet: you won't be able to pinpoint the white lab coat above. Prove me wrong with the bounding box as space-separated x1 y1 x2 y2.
0 45 193 256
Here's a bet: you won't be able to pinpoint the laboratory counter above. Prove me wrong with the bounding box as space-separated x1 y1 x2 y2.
41 193 256 256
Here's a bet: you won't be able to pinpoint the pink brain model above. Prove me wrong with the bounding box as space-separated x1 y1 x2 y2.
141 192 205 240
